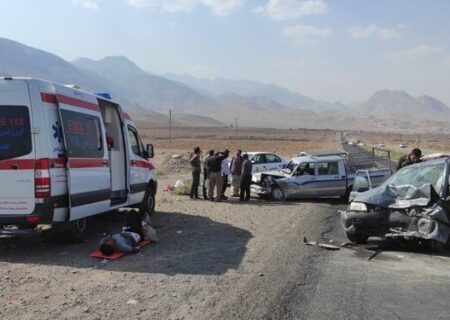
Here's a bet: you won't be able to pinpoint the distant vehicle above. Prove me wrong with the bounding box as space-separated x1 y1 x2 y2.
378 143 385 147
348 141 356 146
251 155 390 201
399 144 407 148
341 157 450 251
244 152 288 173
0 77 157 242
357 142 365 146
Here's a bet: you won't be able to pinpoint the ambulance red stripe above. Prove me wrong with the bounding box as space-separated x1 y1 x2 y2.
131 160 155 170
0 159 35 170
40 92 100 112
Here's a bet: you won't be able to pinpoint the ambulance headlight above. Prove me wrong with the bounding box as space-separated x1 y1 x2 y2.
349 202 368 212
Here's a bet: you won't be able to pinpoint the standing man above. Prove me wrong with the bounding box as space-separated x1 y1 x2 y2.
397 148 422 170
189 147 201 199
208 149 229 202
230 149 244 197
202 149 214 200
240 153 253 201
221 157 231 200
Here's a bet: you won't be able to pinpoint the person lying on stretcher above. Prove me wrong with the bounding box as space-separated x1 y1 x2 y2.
99 211 144 256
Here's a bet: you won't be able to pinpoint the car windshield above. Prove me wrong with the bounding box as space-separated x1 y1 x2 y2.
382 161 447 194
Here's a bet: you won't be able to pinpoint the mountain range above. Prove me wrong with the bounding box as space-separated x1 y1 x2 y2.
0 37 449 132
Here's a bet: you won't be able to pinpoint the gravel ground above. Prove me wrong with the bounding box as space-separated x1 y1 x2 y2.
1 171 450 320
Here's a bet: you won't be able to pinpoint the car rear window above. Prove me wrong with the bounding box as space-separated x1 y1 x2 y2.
0 106 32 161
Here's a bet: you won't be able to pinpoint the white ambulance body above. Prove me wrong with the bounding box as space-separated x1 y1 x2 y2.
0 77 157 241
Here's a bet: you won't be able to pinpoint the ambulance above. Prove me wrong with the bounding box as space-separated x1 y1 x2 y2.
0 77 157 242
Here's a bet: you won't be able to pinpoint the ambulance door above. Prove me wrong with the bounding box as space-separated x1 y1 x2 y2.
127 125 148 204
56 93 111 221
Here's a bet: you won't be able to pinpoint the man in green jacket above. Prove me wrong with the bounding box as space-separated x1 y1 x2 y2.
397 148 422 170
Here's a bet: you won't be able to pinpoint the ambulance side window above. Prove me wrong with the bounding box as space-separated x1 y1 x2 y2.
61 110 103 158
127 126 143 157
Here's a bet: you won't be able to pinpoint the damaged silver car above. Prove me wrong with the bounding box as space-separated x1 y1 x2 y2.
341 157 450 250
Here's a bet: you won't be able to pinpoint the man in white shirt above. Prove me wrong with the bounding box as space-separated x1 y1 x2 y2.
221 157 231 200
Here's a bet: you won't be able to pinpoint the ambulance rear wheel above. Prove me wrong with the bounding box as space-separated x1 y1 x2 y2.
65 218 88 243
141 186 156 217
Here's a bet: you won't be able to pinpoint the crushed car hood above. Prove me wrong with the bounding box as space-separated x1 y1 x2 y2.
255 170 291 179
352 183 440 209
348 183 450 243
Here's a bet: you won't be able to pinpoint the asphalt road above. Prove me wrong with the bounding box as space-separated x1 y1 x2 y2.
202 201 450 320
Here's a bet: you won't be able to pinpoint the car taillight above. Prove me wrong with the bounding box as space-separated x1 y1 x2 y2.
35 158 51 198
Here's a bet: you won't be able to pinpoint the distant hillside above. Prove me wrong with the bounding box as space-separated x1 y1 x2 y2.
72 56 221 114
164 73 339 110
354 89 450 121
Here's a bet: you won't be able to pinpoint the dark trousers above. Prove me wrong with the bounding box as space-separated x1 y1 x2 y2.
222 175 228 196
125 211 144 242
240 175 252 200
190 170 200 198
203 168 209 199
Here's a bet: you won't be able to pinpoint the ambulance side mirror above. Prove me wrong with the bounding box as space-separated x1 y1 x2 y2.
145 144 154 159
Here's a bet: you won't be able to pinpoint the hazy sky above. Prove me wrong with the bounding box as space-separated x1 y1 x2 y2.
1 0 449 105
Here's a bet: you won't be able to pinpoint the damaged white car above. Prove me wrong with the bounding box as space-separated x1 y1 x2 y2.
251 155 390 201
341 156 450 251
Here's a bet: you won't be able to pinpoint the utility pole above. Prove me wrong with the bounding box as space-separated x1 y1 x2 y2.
169 109 172 147
417 134 421 148
234 117 238 139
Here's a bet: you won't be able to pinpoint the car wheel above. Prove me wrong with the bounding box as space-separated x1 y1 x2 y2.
65 218 88 243
271 186 286 201
346 232 368 244
141 185 156 216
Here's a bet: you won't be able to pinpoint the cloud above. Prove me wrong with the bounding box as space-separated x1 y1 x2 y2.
444 57 450 67
389 45 443 61
348 24 404 40
282 24 333 45
254 0 327 21
72 0 101 10
127 0 244 16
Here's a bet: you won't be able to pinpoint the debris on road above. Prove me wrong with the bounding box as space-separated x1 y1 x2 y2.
303 237 340 251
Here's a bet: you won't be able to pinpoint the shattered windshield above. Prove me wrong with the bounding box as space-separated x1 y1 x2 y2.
382 161 446 195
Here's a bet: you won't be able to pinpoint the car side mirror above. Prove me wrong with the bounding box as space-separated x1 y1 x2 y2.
357 187 369 193
145 144 154 159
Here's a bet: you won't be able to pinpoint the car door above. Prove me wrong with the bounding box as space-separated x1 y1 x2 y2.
315 162 346 197
57 94 111 221
286 162 317 198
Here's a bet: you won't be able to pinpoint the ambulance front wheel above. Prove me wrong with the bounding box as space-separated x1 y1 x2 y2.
141 185 156 217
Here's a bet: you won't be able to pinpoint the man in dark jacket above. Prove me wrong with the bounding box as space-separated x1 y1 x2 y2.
189 146 201 199
240 153 253 201
207 149 229 201
202 149 214 200
397 148 422 170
